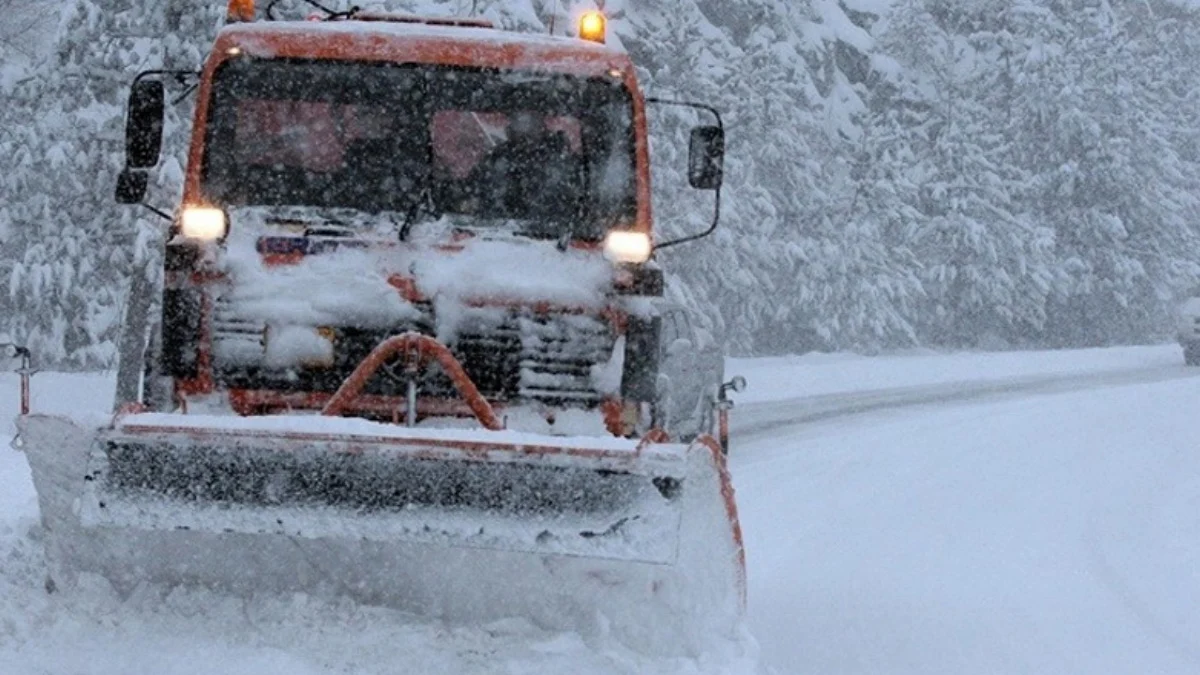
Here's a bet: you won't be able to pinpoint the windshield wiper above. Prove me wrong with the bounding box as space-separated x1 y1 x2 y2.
303 222 356 237
263 215 354 237
398 183 437 241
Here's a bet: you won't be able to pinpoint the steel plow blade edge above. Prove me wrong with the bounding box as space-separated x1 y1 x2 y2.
18 413 746 656
83 423 688 564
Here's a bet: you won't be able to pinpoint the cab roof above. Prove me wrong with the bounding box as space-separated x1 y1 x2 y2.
213 19 634 80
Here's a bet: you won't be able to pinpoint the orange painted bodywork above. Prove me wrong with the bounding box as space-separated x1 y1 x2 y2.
693 434 748 608
180 20 655 236
172 18 654 434
230 389 484 421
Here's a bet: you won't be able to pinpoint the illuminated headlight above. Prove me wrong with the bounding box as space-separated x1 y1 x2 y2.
603 230 652 264
180 207 228 241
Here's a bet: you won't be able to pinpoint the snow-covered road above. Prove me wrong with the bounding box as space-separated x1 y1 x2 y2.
732 344 1200 674
2 344 1199 673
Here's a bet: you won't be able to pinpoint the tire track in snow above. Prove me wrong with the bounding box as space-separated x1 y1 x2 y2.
1081 522 1200 669
1080 452 1200 670
731 364 1200 442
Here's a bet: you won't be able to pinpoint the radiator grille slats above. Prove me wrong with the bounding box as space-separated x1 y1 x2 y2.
211 299 617 406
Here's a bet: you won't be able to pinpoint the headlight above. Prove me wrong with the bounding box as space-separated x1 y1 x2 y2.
603 230 652 264
180 207 227 241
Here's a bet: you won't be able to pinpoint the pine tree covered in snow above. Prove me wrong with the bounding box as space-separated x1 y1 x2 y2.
868 0 1200 347
785 0 926 351
870 0 1059 347
1003 0 1200 345
622 0 918 352
2 0 1200 365
0 1 222 367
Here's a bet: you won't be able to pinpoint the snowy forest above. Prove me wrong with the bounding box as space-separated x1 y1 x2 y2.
2 0 1200 367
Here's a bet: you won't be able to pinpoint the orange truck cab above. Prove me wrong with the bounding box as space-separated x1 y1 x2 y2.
114 1 735 445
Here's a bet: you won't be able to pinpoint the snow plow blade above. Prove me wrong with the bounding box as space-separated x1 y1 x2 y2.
19 413 745 654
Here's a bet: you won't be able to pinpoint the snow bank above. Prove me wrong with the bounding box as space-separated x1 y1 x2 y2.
0 553 757 675
729 343 1182 404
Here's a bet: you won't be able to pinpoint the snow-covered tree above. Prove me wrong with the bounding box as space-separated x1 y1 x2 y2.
5 0 1200 364
0 0 222 367
998 0 1200 345
871 0 1062 347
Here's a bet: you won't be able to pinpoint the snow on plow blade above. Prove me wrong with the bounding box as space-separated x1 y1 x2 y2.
87 415 690 564
19 413 745 654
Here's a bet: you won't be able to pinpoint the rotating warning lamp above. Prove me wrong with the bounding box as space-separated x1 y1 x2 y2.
227 0 255 22
578 11 607 44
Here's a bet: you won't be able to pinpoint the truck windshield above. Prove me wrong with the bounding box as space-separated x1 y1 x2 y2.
201 58 637 241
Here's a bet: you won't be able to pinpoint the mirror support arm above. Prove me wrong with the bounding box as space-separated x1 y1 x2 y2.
133 70 202 106
133 69 201 88
655 188 720 251
645 98 723 128
645 97 724 251
140 203 172 222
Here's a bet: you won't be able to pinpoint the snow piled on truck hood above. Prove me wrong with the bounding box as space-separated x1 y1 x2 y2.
413 238 612 307
221 216 613 333
223 245 422 328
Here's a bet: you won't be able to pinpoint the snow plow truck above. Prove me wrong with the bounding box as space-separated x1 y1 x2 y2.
15 0 746 655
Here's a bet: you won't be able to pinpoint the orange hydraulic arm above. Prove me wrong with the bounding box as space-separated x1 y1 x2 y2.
321 332 504 431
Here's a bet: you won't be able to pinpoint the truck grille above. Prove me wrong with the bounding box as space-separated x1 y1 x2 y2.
457 311 614 403
212 301 617 407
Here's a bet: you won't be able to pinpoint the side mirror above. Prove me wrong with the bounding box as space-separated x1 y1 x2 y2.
115 168 149 204
0 342 29 360
125 79 165 169
720 375 747 399
688 125 724 190
646 97 725 250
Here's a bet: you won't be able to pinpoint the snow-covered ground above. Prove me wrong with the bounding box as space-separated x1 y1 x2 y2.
733 344 1200 673
3 343 1199 673
728 343 1181 403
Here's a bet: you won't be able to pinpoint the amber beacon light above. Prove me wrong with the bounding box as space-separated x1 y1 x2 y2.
227 0 255 22
578 11 607 44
